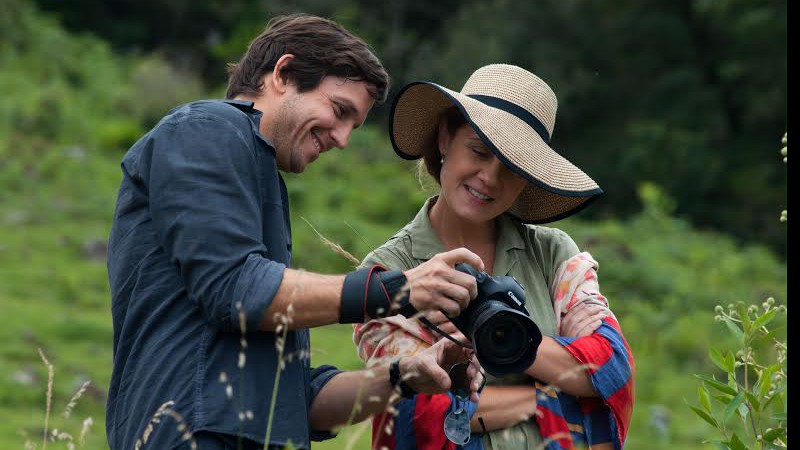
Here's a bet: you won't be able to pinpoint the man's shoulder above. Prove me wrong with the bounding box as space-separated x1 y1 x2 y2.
161 99 255 128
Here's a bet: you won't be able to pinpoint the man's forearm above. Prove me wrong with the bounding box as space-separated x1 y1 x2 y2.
260 268 344 330
525 337 598 397
308 366 395 430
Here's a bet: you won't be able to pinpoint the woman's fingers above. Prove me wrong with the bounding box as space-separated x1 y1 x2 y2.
562 303 607 337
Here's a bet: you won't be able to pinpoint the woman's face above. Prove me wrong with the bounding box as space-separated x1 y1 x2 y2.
437 122 527 224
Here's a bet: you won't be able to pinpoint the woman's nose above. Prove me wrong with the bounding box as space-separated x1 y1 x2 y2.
478 160 504 187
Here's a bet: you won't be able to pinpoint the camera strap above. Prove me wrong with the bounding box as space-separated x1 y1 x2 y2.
340 266 419 323
419 316 474 350
340 265 391 323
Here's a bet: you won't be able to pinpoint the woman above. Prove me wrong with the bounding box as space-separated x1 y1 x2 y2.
354 64 634 449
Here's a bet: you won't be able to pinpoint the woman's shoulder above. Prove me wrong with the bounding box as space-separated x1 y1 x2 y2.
515 221 581 264
360 228 417 270
522 223 576 246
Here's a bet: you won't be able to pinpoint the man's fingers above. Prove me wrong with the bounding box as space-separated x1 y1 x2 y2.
420 356 451 391
434 298 462 318
436 282 472 309
445 270 479 301
438 247 484 272
425 310 450 324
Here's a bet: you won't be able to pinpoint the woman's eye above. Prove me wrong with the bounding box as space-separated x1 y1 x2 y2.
471 147 489 158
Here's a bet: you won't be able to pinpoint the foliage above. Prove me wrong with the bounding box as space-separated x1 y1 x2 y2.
687 133 787 450
0 0 205 161
690 300 787 449
28 0 789 252
0 2 788 449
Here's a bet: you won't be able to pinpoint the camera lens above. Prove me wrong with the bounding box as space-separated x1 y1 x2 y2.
478 312 528 363
470 302 541 377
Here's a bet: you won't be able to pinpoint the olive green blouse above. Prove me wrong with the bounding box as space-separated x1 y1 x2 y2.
360 197 581 449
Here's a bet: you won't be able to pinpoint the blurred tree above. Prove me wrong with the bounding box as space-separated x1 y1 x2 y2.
404 0 787 251
33 0 257 78
29 0 787 252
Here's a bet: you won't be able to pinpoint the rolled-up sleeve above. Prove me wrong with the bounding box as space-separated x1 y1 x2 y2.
308 365 343 441
145 113 284 332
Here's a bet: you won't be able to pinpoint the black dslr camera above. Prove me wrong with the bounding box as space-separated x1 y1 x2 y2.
451 263 542 377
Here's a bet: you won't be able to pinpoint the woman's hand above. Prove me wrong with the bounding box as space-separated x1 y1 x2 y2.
559 302 608 337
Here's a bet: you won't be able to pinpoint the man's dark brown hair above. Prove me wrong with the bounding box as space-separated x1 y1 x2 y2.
225 14 390 103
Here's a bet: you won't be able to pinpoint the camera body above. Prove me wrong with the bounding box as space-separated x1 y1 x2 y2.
452 263 542 377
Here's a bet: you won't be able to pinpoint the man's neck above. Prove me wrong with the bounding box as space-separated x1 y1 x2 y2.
234 94 274 140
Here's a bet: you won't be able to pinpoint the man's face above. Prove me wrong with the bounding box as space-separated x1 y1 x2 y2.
271 76 374 173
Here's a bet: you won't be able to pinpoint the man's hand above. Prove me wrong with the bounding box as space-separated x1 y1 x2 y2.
399 337 483 402
560 302 608 337
403 248 484 317
423 310 460 336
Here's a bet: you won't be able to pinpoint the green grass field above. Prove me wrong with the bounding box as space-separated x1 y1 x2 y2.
1 140 787 449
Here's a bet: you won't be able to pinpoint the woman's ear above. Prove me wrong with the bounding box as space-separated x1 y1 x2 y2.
437 117 451 159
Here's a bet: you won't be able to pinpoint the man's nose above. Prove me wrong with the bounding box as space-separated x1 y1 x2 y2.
330 125 352 149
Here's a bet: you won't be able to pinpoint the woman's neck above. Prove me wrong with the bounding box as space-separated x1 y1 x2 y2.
428 196 498 271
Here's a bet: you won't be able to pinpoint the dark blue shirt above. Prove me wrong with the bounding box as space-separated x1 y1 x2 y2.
106 100 340 450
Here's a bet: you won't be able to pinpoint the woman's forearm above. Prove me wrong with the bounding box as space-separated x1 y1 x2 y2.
469 385 538 432
525 337 598 397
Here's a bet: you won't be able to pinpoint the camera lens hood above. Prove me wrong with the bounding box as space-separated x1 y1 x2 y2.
471 306 542 377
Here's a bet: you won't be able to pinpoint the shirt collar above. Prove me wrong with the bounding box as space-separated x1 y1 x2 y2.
407 197 446 260
406 196 526 271
222 99 258 112
221 100 274 149
493 214 525 276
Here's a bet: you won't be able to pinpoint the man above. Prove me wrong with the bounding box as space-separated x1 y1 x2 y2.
106 14 483 450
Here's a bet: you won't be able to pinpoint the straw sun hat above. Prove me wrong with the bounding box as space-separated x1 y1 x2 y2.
389 64 603 224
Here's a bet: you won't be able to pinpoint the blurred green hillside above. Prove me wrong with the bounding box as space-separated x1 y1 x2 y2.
0 1 786 449
31 0 788 252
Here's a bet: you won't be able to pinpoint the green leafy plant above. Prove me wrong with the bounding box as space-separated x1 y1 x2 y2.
690 300 787 449
689 134 787 449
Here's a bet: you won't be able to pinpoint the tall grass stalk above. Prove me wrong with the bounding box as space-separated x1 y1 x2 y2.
301 216 360 266
343 420 371 450
263 302 295 449
62 381 90 418
37 348 54 450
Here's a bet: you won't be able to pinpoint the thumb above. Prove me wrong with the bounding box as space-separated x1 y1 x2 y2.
441 247 484 272
421 357 451 391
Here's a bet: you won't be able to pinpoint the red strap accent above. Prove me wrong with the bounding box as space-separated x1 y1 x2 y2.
363 264 388 319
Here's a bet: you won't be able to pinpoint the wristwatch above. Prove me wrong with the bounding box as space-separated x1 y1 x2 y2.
389 357 417 399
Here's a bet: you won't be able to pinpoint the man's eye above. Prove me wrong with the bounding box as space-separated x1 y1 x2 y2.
333 104 344 118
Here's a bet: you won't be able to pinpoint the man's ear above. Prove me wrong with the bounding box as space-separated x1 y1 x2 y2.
266 54 295 95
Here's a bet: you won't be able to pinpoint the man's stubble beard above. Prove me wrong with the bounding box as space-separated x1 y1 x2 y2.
272 95 305 173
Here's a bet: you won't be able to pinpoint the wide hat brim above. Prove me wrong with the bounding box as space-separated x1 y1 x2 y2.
390 81 603 224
